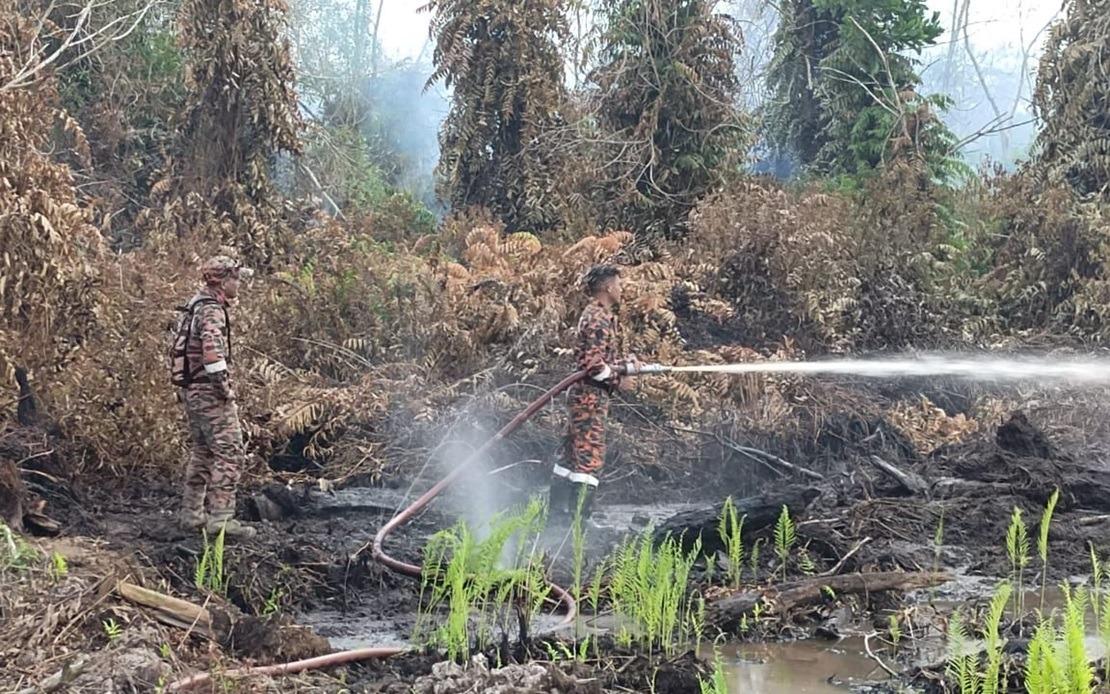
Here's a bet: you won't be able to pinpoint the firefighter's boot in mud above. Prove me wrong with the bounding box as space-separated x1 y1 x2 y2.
547 475 574 526
205 516 258 540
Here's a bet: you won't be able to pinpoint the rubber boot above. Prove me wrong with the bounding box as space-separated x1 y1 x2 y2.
546 476 573 526
205 515 258 540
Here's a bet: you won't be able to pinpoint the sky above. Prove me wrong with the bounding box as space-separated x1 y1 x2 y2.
375 0 1063 64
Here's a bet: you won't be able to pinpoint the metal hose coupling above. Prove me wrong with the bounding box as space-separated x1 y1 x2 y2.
620 361 670 376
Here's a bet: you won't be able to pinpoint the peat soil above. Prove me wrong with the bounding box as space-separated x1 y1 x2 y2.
3 393 1109 692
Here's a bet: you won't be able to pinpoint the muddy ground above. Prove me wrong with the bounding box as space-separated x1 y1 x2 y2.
3 378 1110 692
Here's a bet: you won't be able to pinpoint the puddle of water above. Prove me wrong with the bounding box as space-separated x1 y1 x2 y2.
704 638 890 693
299 608 411 650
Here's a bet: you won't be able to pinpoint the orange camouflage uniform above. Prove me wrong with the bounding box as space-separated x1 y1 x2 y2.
563 300 623 478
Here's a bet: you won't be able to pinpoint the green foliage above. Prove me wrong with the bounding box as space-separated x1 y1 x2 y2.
590 0 748 235
946 611 979 694
717 496 745 588
982 582 1011 694
1006 506 1030 618
766 0 961 183
888 613 902 655
49 551 68 581
945 582 1010 694
262 586 284 616
1089 544 1103 626
1023 585 1094 694
415 499 547 661
425 0 570 231
1060 585 1093 694
1 522 38 573
1032 0 1110 201
749 537 764 580
698 649 729 694
102 617 123 642
194 526 228 595
1100 591 1110 683
774 505 796 582
1039 489 1060 612
1025 617 1060 694
607 528 702 655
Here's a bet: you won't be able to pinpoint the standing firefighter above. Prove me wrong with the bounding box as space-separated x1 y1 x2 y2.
548 265 638 523
170 255 256 539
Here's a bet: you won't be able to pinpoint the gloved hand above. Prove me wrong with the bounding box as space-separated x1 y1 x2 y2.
587 358 616 383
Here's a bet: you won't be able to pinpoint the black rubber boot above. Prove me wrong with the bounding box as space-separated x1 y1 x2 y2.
547 476 573 526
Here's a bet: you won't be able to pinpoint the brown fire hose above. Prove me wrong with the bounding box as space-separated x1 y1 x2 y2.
169 370 591 691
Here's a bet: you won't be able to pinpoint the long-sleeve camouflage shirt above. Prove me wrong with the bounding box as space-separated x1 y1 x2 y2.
184 288 233 394
574 300 623 389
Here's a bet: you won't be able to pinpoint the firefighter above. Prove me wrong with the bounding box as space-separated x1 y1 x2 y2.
548 264 639 524
171 255 257 539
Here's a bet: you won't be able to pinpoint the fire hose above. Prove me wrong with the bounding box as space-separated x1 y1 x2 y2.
169 363 669 691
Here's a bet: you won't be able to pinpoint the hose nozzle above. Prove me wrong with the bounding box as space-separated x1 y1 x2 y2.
620 361 670 376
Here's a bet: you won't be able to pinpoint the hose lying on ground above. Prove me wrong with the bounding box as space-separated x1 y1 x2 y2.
168 370 590 691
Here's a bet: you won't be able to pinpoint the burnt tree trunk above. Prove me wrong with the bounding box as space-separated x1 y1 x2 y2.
708 571 950 629
653 487 821 554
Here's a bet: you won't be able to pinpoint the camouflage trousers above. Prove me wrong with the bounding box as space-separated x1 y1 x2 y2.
564 385 609 477
181 384 245 522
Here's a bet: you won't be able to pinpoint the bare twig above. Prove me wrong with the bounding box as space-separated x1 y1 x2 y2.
864 630 900 678
818 536 872 577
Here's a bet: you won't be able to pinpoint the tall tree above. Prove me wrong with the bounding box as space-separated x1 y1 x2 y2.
147 0 302 262
590 0 747 236
1032 0 1110 200
426 0 570 232
766 0 959 181
174 0 302 196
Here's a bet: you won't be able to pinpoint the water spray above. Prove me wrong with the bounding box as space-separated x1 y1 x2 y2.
640 354 1110 384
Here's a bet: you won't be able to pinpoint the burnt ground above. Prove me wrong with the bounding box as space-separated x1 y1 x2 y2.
3 384 1110 693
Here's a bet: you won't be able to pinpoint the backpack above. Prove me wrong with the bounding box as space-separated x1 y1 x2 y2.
169 297 229 388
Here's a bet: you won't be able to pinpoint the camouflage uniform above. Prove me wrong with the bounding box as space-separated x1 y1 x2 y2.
549 300 623 519
178 257 249 532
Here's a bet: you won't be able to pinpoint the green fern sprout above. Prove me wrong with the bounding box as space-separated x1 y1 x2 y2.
945 611 979 694
1089 544 1103 625
749 538 764 581
1006 506 1030 619
774 505 796 583
102 617 122 642
1100 592 1110 684
888 613 902 656
982 581 1012 694
717 496 745 589
697 649 729 694
1024 616 1058 694
194 525 228 595
1059 585 1093 694
49 551 68 580
1038 489 1060 613
932 509 945 602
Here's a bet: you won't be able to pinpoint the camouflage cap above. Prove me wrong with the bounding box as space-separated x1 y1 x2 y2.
201 255 253 284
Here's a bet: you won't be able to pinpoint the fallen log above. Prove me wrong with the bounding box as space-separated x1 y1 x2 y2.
116 581 224 641
653 487 821 555
708 570 950 629
867 455 929 495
